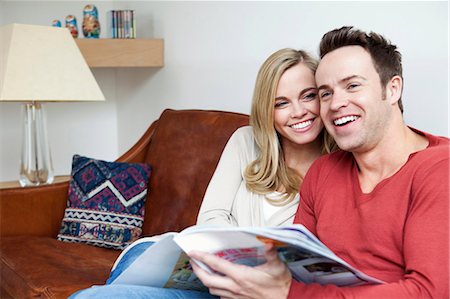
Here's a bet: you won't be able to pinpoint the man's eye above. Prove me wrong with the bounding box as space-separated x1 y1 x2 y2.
348 83 360 89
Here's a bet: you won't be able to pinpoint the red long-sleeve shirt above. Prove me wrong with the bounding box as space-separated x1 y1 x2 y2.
289 129 449 299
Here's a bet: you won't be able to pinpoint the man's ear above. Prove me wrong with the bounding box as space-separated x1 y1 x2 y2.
386 75 403 105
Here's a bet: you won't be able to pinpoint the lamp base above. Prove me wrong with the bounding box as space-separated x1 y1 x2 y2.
19 102 54 187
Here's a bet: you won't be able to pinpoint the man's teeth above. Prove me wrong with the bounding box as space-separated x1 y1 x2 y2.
291 120 312 129
334 116 359 126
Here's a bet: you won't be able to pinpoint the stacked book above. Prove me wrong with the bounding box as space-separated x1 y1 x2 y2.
108 10 136 38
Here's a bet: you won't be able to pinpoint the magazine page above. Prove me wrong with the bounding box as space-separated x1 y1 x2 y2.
110 232 177 272
264 239 379 286
162 251 208 292
175 230 268 275
272 226 330 249
112 233 183 286
244 227 331 256
174 225 385 286
242 226 384 284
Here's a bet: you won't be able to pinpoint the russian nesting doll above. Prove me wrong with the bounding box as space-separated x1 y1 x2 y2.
51 20 61 27
82 4 101 38
65 15 79 38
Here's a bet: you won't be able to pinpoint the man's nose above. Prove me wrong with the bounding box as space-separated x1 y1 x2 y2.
330 89 349 111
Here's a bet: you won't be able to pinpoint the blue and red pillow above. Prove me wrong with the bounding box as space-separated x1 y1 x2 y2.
57 155 152 250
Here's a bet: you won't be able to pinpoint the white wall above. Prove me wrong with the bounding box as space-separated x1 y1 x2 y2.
0 1 448 182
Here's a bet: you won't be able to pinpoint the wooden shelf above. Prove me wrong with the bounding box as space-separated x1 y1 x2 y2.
0 175 71 189
75 39 164 68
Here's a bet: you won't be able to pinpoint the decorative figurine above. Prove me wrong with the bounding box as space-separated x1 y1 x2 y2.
65 15 79 38
51 20 62 27
82 4 100 38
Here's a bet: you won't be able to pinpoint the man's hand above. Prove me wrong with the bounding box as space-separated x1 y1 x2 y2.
189 243 292 299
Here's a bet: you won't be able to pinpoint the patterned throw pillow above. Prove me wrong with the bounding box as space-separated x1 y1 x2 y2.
57 155 152 250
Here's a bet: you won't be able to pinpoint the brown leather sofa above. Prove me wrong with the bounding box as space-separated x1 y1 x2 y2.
0 109 249 298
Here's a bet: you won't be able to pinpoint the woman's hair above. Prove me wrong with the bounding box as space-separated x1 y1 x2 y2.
244 48 336 205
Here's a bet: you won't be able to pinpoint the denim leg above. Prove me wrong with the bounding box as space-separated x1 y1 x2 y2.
107 241 155 284
69 285 218 299
69 240 218 298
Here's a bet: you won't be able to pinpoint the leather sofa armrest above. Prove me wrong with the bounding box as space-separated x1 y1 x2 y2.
0 181 69 237
0 117 159 238
0 119 158 238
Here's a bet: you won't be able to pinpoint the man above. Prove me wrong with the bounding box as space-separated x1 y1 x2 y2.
190 26 449 298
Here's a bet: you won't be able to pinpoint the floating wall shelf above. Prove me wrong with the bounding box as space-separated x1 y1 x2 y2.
75 39 164 68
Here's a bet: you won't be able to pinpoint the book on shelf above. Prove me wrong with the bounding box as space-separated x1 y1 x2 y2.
110 224 385 292
108 10 136 39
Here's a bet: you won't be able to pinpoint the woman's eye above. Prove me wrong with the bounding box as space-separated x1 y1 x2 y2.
319 91 331 100
274 101 288 108
303 93 317 101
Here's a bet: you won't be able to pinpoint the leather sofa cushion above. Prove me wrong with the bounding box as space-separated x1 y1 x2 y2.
1 236 120 298
141 109 248 236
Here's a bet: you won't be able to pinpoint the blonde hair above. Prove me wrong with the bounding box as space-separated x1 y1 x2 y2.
244 48 336 205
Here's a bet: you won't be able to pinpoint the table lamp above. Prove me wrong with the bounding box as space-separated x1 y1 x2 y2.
0 23 105 186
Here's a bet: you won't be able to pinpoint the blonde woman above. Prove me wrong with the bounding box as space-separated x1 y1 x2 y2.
197 48 335 227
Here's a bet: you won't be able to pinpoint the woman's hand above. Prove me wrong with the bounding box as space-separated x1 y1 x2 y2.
189 243 292 299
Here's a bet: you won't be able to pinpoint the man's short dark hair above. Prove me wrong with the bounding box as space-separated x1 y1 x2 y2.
319 26 404 113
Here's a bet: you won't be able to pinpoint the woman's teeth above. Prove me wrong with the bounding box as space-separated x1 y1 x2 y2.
291 120 312 129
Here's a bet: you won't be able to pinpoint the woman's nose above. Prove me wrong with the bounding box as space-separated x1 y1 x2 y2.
290 101 308 118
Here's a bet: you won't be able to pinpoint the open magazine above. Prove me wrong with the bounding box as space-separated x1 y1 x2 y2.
111 224 385 291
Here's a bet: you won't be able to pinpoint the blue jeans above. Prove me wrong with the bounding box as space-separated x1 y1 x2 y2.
69 240 217 299
69 285 217 299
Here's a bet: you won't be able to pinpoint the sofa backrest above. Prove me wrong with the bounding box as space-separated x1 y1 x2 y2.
141 109 249 236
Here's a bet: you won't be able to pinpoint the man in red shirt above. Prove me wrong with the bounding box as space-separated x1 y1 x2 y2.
190 26 449 298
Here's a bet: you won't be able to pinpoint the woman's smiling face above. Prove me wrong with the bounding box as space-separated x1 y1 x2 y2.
273 63 323 149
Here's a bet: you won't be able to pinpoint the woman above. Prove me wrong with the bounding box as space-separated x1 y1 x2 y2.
70 48 335 298
197 48 335 227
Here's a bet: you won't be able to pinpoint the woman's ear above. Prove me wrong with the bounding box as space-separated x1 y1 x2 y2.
386 75 403 105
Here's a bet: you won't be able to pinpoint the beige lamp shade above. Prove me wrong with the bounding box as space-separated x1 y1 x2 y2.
0 23 105 102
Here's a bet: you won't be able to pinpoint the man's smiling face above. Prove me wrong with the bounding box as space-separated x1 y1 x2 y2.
315 45 393 153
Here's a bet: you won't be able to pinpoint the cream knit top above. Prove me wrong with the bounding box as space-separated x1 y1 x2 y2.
196 126 300 227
